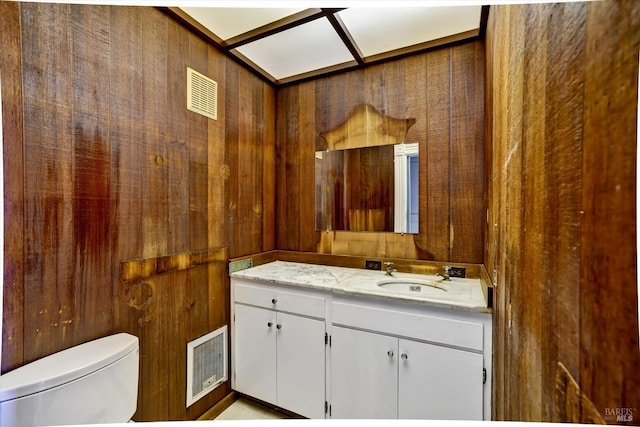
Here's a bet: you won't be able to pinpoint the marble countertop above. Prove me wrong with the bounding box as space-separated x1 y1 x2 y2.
230 261 491 313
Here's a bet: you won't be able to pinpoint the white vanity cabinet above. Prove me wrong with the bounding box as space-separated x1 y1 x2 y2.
329 297 491 420
330 326 399 419
231 279 327 419
397 337 483 419
230 261 492 421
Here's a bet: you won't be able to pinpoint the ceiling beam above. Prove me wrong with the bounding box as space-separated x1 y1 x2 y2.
225 8 328 50
166 6 225 46
479 5 490 39
323 8 364 66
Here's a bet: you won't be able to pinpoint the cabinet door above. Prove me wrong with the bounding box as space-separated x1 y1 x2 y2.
398 339 483 420
233 304 277 405
276 312 326 419
330 326 398 419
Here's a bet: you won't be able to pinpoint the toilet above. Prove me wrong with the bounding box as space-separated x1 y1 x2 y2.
0 333 139 426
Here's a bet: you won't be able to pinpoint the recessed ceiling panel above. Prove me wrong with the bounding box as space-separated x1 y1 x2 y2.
180 7 305 40
234 18 354 80
338 6 481 57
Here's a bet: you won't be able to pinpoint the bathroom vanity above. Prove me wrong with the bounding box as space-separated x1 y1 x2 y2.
230 261 492 420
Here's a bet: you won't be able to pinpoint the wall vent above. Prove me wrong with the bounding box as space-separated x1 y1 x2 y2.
186 325 227 407
187 67 217 120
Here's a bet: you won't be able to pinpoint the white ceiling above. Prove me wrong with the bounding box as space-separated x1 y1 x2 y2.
337 7 481 56
179 7 306 40
235 17 355 80
175 6 484 85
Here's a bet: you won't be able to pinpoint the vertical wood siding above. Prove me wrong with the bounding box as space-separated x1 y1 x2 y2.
486 1 640 422
1 3 275 421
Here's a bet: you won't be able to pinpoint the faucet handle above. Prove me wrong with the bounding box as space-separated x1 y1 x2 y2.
437 266 452 281
384 262 396 276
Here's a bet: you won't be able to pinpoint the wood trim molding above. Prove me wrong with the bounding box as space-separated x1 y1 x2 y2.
197 391 238 420
479 5 490 39
225 8 326 49
166 7 225 45
363 29 480 65
228 49 277 84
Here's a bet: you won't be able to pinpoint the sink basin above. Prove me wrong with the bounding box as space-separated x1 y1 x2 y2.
377 278 447 294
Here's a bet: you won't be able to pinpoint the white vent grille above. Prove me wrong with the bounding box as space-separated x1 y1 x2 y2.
186 325 227 407
187 67 217 120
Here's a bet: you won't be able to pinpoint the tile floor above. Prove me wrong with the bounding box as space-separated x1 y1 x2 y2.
214 398 287 420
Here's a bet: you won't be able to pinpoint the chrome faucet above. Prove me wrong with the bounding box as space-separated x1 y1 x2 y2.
436 266 452 281
384 262 397 276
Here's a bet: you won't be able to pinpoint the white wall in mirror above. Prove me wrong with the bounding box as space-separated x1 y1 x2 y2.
394 142 419 234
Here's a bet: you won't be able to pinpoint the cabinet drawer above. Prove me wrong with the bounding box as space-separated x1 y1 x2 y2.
233 280 326 319
332 302 483 352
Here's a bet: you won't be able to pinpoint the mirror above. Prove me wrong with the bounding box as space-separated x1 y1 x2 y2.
315 142 419 233
314 104 418 233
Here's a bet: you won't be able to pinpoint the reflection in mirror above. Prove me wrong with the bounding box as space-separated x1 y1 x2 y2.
315 143 419 233
394 143 419 234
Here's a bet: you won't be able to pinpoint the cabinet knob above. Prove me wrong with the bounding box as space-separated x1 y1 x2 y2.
401 353 408 360
276 324 282 330
271 298 278 304
267 322 273 328
387 350 394 358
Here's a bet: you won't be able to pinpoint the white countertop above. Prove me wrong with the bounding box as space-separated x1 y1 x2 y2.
230 261 490 313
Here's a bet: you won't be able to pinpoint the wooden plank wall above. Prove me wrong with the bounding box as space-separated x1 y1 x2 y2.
0 2 275 422
485 1 640 422
277 41 485 263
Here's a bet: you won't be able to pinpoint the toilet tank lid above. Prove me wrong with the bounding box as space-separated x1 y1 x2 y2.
0 333 138 402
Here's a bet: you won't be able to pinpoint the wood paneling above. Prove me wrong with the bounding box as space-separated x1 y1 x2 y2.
108 7 145 413
486 1 640 422
1 3 275 422
277 41 486 263
0 0 26 372
22 2 76 362
580 0 639 420
423 48 451 260
450 42 485 262
71 5 114 345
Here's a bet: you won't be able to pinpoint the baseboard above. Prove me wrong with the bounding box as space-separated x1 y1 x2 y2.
197 391 238 421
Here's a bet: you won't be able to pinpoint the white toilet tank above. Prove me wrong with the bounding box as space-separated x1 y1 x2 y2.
0 333 139 426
